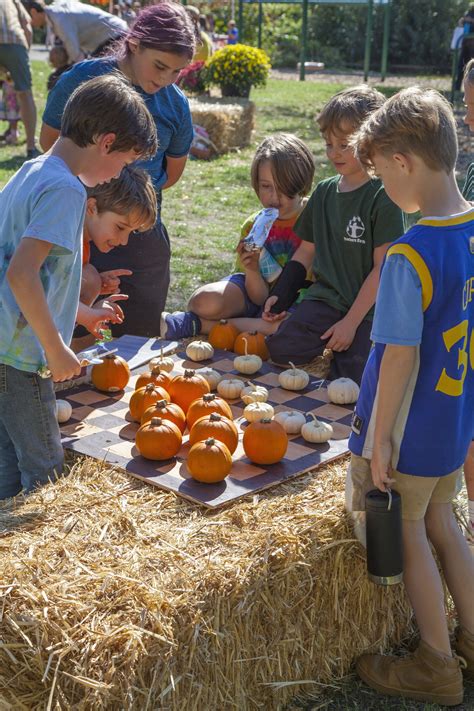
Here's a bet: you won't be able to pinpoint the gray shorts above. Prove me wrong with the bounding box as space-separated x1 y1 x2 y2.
0 44 32 91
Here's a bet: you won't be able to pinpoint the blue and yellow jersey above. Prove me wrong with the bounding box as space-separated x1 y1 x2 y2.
349 209 474 477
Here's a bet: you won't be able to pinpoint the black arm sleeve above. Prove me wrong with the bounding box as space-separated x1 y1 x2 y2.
269 260 307 313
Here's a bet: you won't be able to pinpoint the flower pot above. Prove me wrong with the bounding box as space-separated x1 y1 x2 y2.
221 83 251 98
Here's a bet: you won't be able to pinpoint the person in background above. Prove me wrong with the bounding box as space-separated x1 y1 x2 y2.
0 0 38 159
455 3 474 90
23 0 127 64
227 19 238 45
121 0 136 28
46 44 72 92
185 5 212 62
0 69 21 146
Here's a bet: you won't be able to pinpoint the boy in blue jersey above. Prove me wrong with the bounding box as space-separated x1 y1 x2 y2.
0 74 157 501
347 87 474 706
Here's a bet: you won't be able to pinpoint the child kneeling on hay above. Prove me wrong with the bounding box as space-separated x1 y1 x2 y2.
160 133 315 340
73 166 157 352
0 74 157 501
460 58 474 548
263 86 405 384
348 87 474 706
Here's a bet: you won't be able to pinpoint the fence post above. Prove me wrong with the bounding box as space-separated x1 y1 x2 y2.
363 0 374 82
299 0 309 81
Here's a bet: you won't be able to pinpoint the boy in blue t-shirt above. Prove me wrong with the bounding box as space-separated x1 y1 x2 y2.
348 87 474 706
0 74 157 500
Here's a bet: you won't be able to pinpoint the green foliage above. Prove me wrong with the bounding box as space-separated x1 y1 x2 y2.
226 0 468 72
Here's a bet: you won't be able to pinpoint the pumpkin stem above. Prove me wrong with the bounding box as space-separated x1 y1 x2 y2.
184 369 195 377
145 383 156 392
150 417 163 426
203 393 216 402
243 337 248 357
219 319 228 325
104 353 116 361
310 412 320 424
151 364 162 374
289 361 297 372
156 399 167 408
205 438 216 445
209 413 222 421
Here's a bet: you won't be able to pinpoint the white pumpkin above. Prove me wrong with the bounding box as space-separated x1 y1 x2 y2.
186 340 214 362
197 367 223 391
243 401 274 422
233 337 262 375
217 378 245 399
278 361 310 391
241 382 269 404
327 377 360 405
56 399 72 423
149 346 174 373
274 410 306 434
301 413 333 443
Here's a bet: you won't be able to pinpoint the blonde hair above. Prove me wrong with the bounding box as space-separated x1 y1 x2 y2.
352 86 458 174
464 58 474 86
87 166 157 232
250 133 315 198
317 84 386 136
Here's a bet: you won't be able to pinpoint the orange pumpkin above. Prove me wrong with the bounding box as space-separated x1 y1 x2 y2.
243 418 288 464
135 365 171 393
129 383 170 422
141 399 186 432
187 438 232 483
91 353 130 392
208 319 239 351
189 412 238 454
168 369 210 413
234 331 269 361
135 417 182 460
186 393 233 429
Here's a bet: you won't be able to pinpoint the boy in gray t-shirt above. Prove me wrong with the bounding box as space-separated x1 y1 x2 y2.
0 74 157 500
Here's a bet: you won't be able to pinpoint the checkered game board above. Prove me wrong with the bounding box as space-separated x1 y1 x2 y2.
60 348 354 508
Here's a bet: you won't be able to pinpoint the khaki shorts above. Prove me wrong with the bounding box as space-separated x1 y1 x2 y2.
349 453 462 521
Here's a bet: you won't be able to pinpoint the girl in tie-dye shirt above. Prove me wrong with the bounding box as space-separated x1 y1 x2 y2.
161 133 315 339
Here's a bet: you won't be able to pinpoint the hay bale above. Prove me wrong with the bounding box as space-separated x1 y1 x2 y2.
189 97 256 154
0 456 414 710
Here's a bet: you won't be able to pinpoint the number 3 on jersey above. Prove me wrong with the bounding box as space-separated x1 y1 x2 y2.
435 320 474 396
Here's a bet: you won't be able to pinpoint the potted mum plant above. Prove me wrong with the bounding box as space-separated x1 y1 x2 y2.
177 60 207 95
203 44 271 98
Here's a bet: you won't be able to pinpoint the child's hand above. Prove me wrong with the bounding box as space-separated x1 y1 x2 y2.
239 247 260 273
320 317 357 351
262 295 288 322
99 269 132 295
45 343 82 382
371 441 396 493
81 295 128 337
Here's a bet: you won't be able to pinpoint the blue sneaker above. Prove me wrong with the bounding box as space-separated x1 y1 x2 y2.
160 311 202 339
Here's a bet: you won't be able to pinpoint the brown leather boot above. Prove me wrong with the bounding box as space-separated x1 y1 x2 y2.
356 640 463 706
455 627 474 681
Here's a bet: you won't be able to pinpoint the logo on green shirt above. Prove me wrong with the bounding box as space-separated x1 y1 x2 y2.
345 216 366 243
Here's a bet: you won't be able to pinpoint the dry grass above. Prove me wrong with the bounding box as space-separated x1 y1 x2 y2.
0 454 415 710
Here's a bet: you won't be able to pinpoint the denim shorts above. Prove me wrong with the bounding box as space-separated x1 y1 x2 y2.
220 273 262 318
0 363 64 500
0 44 32 91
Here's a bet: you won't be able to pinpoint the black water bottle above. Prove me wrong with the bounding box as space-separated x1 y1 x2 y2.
365 489 403 585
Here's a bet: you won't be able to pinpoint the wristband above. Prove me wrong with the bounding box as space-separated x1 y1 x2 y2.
269 260 307 313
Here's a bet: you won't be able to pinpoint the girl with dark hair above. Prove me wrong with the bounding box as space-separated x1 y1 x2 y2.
41 1 198 337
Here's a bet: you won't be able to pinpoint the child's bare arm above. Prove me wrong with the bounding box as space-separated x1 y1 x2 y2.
7 238 81 381
236 241 269 305
370 344 417 491
321 243 390 351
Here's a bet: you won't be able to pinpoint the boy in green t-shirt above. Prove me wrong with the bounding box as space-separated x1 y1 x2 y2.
265 85 406 384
